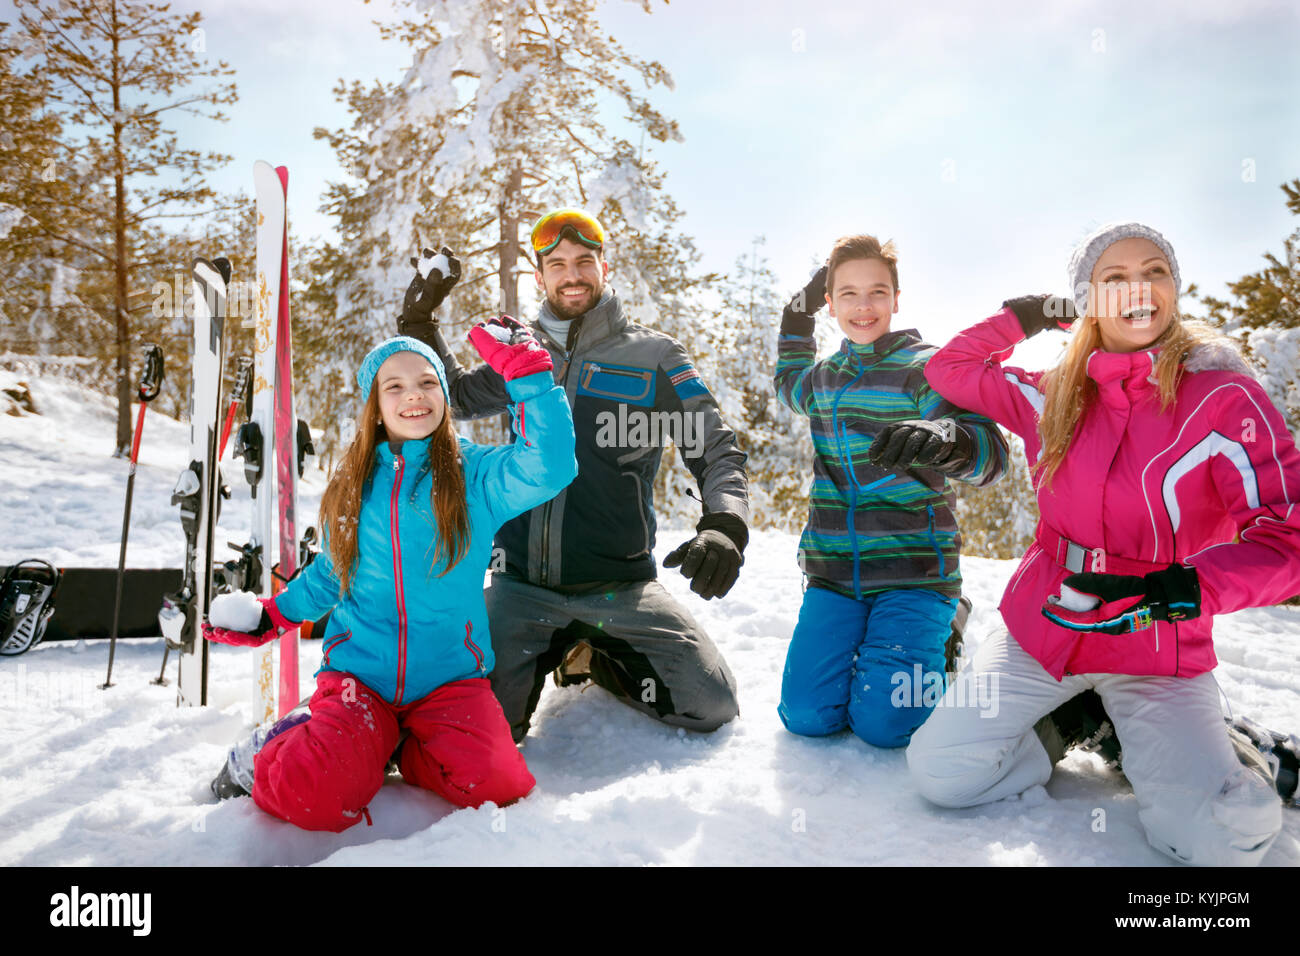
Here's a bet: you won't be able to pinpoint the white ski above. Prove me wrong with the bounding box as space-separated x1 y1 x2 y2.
170 257 229 707
250 160 286 724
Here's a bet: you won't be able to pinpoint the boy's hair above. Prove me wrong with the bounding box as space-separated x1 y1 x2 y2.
826 234 900 296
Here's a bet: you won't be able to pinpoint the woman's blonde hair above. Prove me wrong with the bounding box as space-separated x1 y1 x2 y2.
1035 310 1241 489
318 387 469 595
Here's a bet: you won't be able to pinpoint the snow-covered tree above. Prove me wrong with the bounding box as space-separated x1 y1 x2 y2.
954 431 1038 559
686 238 813 531
1191 178 1300 436
311 0 701 439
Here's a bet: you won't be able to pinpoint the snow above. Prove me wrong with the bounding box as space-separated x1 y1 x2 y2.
2 369 1299 866
208 591 264 633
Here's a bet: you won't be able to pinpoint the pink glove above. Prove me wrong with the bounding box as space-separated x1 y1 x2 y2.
202 593 296 647
468 315 554 381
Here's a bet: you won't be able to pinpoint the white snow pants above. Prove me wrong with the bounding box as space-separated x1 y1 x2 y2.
905 628 1282 866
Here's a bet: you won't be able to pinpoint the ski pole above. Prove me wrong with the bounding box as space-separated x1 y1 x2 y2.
102 344 165 689
217 357 253 460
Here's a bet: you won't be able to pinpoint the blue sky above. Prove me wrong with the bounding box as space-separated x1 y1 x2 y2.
11 0 1299 357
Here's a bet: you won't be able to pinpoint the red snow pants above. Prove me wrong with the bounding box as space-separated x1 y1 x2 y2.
252 671 536 832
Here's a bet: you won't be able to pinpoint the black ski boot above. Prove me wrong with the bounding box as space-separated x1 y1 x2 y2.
1227 715 1300 806
944 595 973 674
1034 689 1122 769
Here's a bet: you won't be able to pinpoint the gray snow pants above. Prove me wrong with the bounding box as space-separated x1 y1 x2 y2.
485 573 740 743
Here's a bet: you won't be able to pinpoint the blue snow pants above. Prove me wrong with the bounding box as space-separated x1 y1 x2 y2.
778 584 958 748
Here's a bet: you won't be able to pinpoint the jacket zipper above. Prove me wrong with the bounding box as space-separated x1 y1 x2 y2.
390 455 408 704
464 621 485 673
540 343 576 587
830 361 869 599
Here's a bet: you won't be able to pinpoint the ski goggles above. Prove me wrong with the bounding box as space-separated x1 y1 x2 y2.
530 209 606 257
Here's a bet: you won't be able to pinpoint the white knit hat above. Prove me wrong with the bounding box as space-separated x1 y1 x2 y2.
1068 222 1181 317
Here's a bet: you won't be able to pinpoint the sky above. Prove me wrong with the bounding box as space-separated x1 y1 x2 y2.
9 0 1299 361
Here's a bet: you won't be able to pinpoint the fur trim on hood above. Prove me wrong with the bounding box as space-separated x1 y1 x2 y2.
1184 338 1258 380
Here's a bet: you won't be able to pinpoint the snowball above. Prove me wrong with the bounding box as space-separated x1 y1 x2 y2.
479 322 512 343
1056 584 1100 613
415 251 451 280
208 591 265 632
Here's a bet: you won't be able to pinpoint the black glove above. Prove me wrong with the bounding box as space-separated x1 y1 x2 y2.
398 246 462 334
663 514 747 600
780 264 828 337
1041 564 1201 635
867 418 973 475
1002 294 1076 339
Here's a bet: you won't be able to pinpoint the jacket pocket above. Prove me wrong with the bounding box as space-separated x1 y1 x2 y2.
577 361 655 405
323 630 352 666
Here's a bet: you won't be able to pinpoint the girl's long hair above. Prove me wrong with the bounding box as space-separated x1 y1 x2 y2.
318 387 469 596
1035 310 1242 489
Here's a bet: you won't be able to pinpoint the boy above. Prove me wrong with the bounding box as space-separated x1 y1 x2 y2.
774 234 1007 747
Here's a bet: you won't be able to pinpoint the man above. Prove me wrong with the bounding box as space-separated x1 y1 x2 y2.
397 209 749 742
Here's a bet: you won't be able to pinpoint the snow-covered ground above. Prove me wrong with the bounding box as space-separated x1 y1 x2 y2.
1 369 1298 866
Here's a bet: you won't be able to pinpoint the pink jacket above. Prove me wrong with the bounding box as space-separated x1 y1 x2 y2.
927 308 1300 679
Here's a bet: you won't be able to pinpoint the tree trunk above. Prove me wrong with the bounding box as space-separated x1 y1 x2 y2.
497 162 522 438
111 0 131 457
497 162 522 318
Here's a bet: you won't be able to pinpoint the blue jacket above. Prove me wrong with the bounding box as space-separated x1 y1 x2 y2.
275 372 577 705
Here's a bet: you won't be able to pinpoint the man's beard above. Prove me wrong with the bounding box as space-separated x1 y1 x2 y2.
546 281 600 319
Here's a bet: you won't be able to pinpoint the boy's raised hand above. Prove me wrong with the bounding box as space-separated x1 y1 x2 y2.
868 418 973 475
468 315 554 381
780 264 829 337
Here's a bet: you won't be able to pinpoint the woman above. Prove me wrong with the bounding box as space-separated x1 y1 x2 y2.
906 222 1300 866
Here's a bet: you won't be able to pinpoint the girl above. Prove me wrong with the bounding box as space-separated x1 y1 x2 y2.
906 222 1300 866
203 322 576 832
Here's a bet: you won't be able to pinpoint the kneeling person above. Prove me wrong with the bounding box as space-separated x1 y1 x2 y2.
774 235 1007 747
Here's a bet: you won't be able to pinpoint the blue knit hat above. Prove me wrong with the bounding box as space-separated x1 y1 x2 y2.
356 336 449 399
1068 222 1181 317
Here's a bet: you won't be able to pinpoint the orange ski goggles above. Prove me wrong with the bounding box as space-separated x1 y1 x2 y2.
530 208 606 257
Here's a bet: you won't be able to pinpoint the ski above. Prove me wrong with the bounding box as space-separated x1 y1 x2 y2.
159 257 230 708
271 164 302 721
249 160 286 724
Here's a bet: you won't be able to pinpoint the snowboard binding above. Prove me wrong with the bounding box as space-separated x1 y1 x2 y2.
0 559 62 656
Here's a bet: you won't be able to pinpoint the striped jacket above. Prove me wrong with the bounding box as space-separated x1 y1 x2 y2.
775 328 1007 599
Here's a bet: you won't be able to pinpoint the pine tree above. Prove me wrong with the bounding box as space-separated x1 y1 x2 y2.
953 432 1038 559
0 22 99 367
690 237 813 531
11 0 237 454
311 0 701 446
1190 178 1300 434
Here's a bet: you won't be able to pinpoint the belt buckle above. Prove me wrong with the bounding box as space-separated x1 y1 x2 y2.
1063 539 1107 574
1064 540 1086 574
